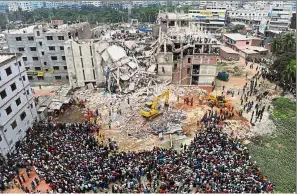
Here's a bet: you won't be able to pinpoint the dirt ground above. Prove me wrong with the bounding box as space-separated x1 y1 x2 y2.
5 167 50 193
53 106 86 123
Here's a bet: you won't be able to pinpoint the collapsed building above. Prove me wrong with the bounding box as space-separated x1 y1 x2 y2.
65 24 220 92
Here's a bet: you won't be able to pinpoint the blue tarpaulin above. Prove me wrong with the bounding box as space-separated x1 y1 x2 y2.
138 26 152 33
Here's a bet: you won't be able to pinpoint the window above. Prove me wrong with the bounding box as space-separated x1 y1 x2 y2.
51 56 57 60
32 57 38 61
18 61 22 66
45 69 48 71
46 36 53 40
5 67 12 76
83 70 85 80
44 62 47 65
246 41 249 45
39 42 42 46
66 76 69 80
30 47 37 51
62 56 66 60
25 67 30 71
35 67 41 70
53 66 59 70
90 46 93 56
58 36 64 40
15 98 21 106
20 111 26 121
91 58 94 67
5 106 12 115
49 46 55 51
16 37 22 41
60 46 64 50
22 57 27 61
18 47 25 51
37 31 40 36
0 89 7 99
55 76 62 80
41 51 44 55
28 36 34 41
26 89 30 95
0 135 2 142
28 76 33 80
188 58 191 63
187 67 191 74
63 66 67 70
10 83 16 91
81 58 84 68
22 75 26 81
11 120 17 129
30 103 33 108
174 63 177 70
79 46 82 56
93 69 96 79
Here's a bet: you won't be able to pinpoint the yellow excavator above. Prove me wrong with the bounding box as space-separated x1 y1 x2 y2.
140 89 170 119
206 94 229 108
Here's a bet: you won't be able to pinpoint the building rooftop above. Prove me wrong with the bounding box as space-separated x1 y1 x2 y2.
189 9 226 13
0 53 21 67
220 46 238 54
3 22 89 35
224 33 249 41
3 25 35 34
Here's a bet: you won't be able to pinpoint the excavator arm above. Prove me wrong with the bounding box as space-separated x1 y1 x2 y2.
151 89 170 110
140 89 170 118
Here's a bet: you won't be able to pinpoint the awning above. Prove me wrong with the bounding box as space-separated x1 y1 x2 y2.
209 21 225 25
37 72 44 76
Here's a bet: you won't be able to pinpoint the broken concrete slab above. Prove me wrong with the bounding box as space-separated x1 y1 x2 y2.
127 61 138 69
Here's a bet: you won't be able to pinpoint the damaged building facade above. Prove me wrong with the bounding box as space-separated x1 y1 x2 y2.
155 29 219 86
64 39 105 88
4 22 91 84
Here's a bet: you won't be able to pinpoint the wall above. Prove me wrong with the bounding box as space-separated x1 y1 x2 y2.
250 39 263 46
0 56 37 155
172 54 217 85
156 52 173 81
65 40 104 88
219 48 239 60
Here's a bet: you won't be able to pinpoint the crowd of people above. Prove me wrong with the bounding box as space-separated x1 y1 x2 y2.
0 121 274 193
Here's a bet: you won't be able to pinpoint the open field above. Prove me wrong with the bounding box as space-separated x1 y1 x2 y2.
248 97 296 192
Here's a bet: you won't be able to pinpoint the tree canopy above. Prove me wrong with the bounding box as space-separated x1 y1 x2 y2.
270 32 296 86
0 5 192 30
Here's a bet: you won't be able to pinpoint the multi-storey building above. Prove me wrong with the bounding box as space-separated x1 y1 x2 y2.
227 9 271 26
157 9 226 35
0 53 37 155
268 6 293 32
155 28 219 86
64 39 104 88
4 22 91 84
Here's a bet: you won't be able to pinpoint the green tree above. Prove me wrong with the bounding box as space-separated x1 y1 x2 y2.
282 32 296 52
271 38 282 54
281 59 296 84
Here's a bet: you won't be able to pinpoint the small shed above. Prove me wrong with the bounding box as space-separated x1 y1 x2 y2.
219 46 239 60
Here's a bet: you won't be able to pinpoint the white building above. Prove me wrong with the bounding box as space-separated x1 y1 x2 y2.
64 39 105 88
0 53 37 155
268 6 293 33
4 23 91 84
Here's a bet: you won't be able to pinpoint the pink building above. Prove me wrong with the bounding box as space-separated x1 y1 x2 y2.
223 33 263 51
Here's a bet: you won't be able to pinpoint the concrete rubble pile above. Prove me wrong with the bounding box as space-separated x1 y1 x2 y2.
98 41 166 95
149 110 187 135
